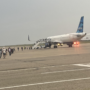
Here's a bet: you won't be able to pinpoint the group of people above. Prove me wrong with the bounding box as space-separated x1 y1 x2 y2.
17 46 32 51
0 46 33 59
0 47 15 59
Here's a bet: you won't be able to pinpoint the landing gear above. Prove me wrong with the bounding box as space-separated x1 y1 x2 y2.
54 46 57 48
68 44 72 47
67 42 73 47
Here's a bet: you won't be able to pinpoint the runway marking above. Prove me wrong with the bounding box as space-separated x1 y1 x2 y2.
0 68 36 73
0 77 90 89
1 63 90 73
41 65 69 69
0 65 71 73
74 64 90 67
41 68 90 74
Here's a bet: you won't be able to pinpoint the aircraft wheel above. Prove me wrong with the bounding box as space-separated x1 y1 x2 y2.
69 44 72 47
54 46 57 48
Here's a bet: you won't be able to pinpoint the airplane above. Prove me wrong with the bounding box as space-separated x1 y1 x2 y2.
44 16 86 48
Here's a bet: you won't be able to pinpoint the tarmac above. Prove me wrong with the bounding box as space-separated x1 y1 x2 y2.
0 43 90 90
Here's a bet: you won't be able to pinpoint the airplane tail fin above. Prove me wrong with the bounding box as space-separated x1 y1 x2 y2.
76 16 84 33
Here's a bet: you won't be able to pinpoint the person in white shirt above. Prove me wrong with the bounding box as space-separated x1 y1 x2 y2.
2 47 6 59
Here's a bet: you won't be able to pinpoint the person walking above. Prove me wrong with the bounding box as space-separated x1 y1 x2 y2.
11 49 14 54
21 47 23 51
2 47 6 59
14 48 15 51
27 47 28 50
8 47 11 56
29 47 30 50
0 49 2 58
17 47 19 51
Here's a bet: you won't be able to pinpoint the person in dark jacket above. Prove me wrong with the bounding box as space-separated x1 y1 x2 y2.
11 49 13 54
8 47 11 56
17 47 19 51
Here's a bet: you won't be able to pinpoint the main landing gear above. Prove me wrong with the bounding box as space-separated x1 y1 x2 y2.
67 42 73 47
68 44 72 47
54 45 57 48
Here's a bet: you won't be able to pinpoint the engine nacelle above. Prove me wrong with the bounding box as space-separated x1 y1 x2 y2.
57 43 63 46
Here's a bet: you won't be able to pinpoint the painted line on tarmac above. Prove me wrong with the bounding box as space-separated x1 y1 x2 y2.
74 64 90 67
0 63 89 73
0 77 90 89
0 68 36 73
41 65 69 69
1 63 88 73
0 65 71 73
41 68 90 74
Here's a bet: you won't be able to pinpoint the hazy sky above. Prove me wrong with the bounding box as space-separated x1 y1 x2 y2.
0 0 90 46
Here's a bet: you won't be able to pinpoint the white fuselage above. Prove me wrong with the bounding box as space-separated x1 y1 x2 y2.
47 32 86 43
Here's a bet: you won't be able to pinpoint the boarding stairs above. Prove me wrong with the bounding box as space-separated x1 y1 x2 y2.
32 38 48 49
32 42 41 49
